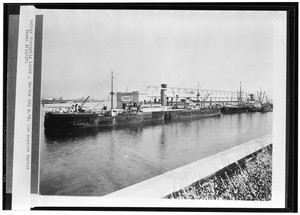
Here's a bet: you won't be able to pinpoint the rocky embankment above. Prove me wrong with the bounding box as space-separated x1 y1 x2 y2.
164 145 272 201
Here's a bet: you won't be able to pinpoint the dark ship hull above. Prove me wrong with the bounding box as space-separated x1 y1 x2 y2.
221 106 249 114
44 108 221 133
248 107 260 112
44 112 103 131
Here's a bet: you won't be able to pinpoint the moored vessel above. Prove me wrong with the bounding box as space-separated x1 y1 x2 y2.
221 105 249 114
221 82 250 114
44 76 221 133
44 103 221 132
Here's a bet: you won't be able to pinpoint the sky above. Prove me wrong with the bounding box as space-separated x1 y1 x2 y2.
40 9 286 100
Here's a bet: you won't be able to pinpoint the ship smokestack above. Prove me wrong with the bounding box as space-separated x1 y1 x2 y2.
161 84 167 106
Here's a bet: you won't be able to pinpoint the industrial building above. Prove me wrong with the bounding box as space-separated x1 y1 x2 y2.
116 84 256 109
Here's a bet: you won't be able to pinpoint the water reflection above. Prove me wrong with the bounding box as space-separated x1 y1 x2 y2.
40 112 272 196
44 128 99 143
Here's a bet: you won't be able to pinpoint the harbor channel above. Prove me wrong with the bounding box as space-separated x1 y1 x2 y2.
39 102 272 197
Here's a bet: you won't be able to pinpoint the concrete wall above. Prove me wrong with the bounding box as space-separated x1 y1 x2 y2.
105 134 272 198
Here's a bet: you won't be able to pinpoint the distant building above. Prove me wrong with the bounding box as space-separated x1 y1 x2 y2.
116 91 159 109
116 91 140 109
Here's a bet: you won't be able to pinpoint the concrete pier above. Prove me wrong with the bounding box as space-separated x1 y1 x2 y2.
105 134 272 198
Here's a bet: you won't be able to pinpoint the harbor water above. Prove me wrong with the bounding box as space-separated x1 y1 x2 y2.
39 102 272 196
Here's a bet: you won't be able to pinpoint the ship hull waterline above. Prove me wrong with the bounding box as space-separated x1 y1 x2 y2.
221 106 249 114
44 108 221 134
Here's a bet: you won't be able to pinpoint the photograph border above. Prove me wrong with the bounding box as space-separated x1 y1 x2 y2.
3 2 298 212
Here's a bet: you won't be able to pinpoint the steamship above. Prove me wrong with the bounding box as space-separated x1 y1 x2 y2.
44 77 221 132
221 82 251 114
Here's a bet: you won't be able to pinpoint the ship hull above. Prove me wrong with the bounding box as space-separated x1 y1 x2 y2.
221 106 249 114
165 108 221 120
248 108 260 112
44 112 100 132
44 108 221 133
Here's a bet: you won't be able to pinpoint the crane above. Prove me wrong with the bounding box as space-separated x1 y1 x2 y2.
81 96 90 108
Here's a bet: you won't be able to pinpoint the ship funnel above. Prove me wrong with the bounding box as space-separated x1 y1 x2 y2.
161 84 167 106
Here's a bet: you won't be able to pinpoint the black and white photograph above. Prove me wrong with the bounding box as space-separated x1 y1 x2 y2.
4 3 297 211
40 8 278 198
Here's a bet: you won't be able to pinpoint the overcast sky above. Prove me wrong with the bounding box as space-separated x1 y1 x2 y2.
40 10 286 100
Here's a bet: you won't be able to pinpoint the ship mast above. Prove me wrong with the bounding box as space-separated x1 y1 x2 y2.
260 86 262 105
197 82 200 102
110 70 115 110
239 82 242 106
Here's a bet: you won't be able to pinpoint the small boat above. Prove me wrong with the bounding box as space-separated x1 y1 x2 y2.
260 106 273 112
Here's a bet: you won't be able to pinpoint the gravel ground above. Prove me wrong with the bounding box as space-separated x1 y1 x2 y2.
164 145 272 201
